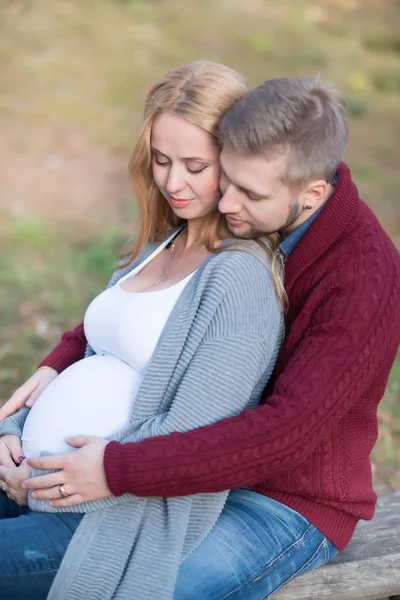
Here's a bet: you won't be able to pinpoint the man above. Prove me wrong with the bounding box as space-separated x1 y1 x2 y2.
3 77 400 598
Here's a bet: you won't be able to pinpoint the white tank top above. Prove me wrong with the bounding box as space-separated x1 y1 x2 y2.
85 251 194 374
21 232 195 458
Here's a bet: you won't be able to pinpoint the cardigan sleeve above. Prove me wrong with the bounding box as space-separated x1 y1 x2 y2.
0 407 30 439
104 262 400 498
37 322 87 374
105 251 283 496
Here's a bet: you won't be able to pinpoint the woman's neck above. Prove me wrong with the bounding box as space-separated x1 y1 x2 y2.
181 218 204 250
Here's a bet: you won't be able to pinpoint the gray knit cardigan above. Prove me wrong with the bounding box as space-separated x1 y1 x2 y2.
0 231 283 599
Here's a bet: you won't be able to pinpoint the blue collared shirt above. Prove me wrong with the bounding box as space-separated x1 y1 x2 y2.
279 207 322 258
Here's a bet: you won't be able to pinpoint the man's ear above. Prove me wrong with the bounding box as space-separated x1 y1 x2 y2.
300 179 329 210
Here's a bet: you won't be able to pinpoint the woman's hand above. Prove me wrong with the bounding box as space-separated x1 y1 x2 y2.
0 434 24 468
0 461 32 505
0 367 58 421
24 435 112 508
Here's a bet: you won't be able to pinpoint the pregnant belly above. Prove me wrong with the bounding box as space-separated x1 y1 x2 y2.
21 354 143 459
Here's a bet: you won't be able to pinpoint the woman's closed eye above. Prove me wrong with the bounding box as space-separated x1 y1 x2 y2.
186 159 210 174
187 165 207 174
154 157 208 174
154 157 170 167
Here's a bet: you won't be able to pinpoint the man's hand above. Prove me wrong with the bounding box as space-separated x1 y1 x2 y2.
0 461 32 505
24 435 112 508
0 434 24 468
0 367 58 421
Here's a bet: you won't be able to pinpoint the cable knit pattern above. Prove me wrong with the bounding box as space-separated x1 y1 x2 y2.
103 163 400 551
0 236 282 599
34 162 400 552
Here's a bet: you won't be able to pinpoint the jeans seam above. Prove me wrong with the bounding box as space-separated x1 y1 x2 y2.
322 538 328 563
266 537 328 599
264 538 326 600
218 524 316 600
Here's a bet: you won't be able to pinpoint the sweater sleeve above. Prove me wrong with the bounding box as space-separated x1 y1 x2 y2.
104 259 400 498
0 407 30 439
106 326 279 496
38 322 87 373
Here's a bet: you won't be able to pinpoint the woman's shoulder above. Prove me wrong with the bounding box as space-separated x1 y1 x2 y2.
208 238 275 278
200 239 283 335
202 238 281 304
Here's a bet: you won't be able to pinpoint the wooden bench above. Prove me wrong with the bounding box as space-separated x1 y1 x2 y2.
271 491 400 600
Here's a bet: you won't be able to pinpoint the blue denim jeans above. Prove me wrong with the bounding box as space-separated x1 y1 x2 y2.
173 489 338 599
0 491 83 599
0 488 337 599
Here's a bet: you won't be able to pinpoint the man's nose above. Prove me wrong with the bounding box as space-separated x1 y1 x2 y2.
218 185 242 214
166 165 186 195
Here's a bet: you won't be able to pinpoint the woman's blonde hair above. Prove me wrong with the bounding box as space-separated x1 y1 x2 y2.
123 60 287 309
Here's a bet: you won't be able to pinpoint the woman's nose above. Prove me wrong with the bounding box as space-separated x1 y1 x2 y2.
166 166 186 195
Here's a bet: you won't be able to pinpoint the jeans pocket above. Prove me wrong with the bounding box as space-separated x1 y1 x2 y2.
267 537 335 599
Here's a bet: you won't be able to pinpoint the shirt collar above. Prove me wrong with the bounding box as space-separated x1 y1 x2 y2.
280 207 323 258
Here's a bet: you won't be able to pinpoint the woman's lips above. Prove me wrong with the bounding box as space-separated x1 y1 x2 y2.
225 215 247 226
169 197 193 209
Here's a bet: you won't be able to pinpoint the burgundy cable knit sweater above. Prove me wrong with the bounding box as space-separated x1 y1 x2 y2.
39 163 400 551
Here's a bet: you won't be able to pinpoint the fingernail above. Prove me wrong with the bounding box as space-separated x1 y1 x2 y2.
18 456 25 463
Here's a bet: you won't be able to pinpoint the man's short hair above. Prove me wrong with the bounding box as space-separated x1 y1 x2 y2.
219 76 348 185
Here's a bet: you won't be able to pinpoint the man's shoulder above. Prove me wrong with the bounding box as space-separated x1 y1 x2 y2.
357 200 399 255
318 199 398 274
343 207 397 270
293 203 399 308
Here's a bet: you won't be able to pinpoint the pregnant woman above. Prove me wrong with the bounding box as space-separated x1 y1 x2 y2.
0 61 284 600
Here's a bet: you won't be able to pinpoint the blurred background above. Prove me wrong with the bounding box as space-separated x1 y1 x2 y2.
0 0 399 491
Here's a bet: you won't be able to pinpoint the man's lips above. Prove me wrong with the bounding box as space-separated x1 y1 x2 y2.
225 215 247 226
169 197 193 208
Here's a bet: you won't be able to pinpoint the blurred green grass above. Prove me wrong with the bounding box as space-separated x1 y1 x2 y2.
0 0 399 492
0 216 125 387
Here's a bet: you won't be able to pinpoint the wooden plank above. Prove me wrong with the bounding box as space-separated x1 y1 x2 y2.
271 491 400 600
